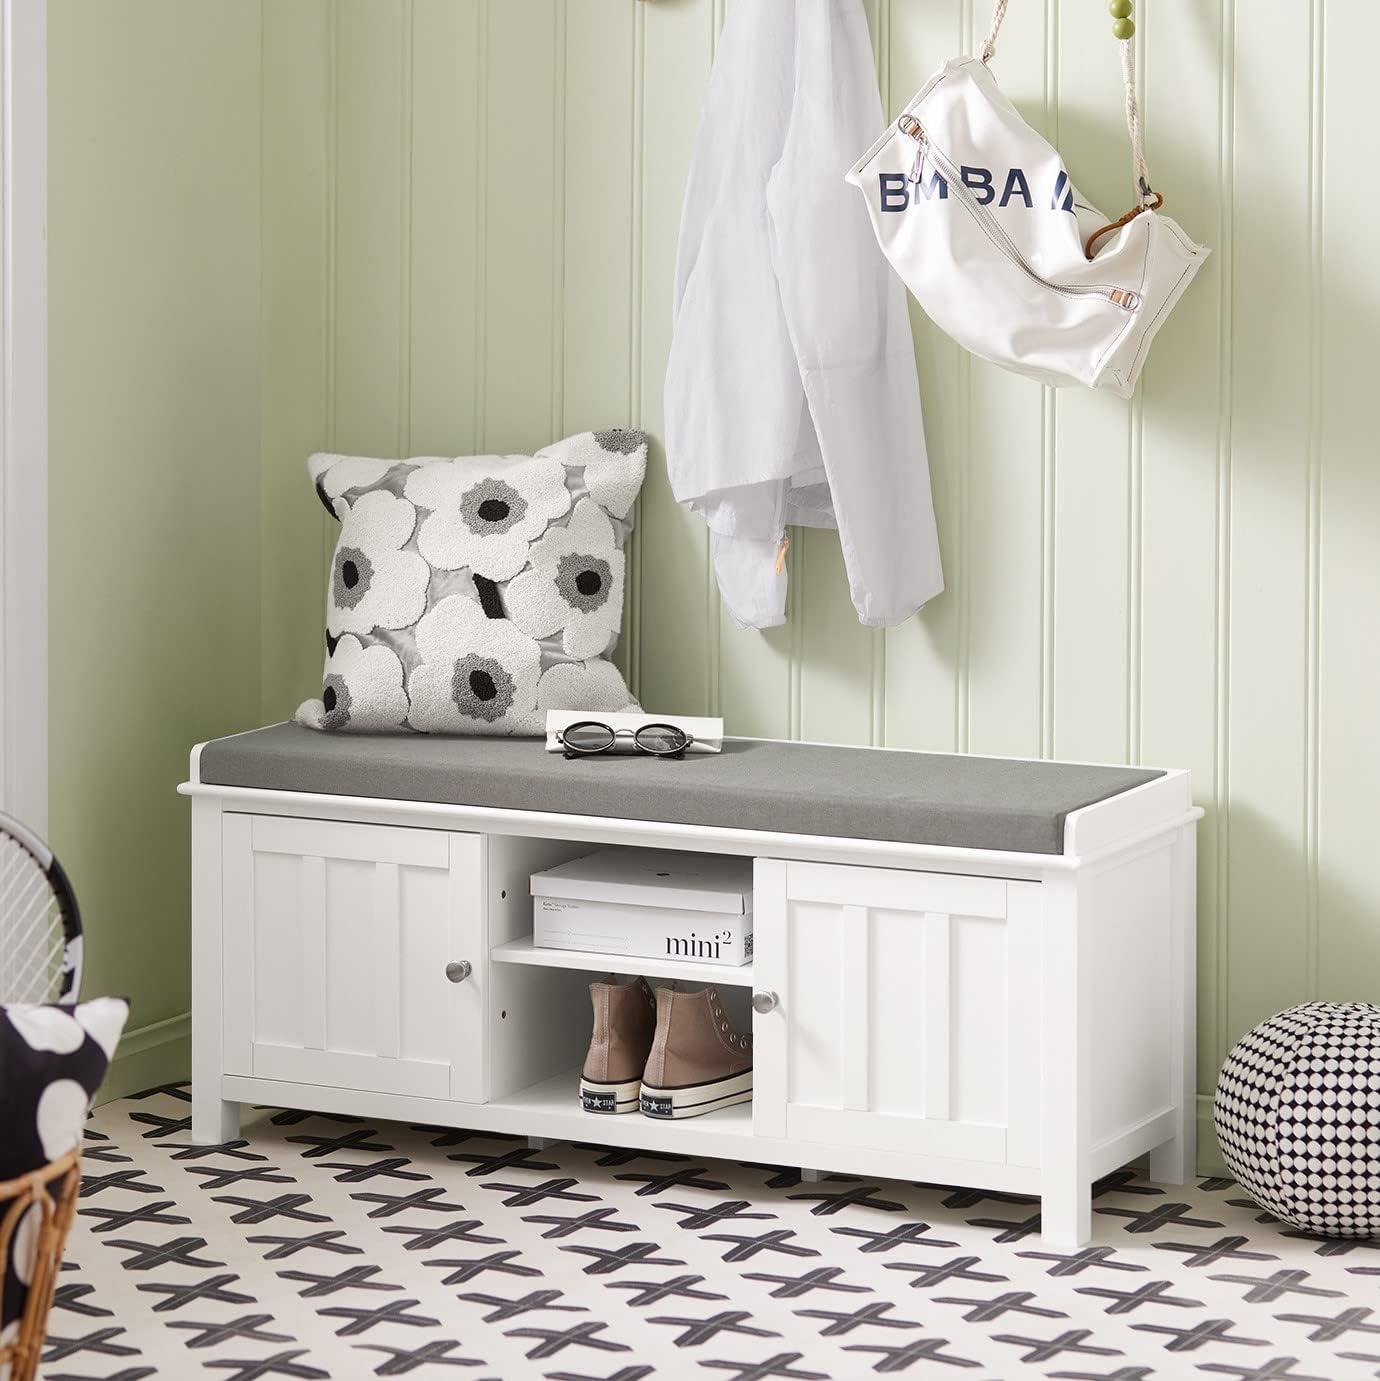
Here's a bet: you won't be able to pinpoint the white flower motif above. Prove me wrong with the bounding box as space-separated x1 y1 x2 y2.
296 635 410 732
404 455 571 580
308 453 396 500
407 595 543 735
73 996 129 1061
13 1201 41 1286
7 1004 84 1055
539 429 647 519
36 1078 89 1159
537 658 639 713
327 490 431 636
506 499 625 660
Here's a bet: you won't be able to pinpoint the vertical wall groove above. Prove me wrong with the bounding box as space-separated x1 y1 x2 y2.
704 0 724 719
627 0 645 701
550 3 567 443
1038 0 1058 761
471 3 488 452
254 0 267 718
1213 0 1237 1068
789 540 803 740
1304 0 1325 999
1040 388 1055 760
1126 8 1145 766
955 0 973 756
870 0 890 748
1128 404 1143 764
322 0 339 579
397 0 414 458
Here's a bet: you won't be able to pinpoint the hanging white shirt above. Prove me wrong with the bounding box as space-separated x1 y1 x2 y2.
664 0 943 630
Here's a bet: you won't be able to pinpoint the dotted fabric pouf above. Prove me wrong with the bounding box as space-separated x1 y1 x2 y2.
1215 1002 1380 1237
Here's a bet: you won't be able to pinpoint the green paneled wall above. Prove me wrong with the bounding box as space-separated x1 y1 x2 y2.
48 1 263 1095
50 2 1380 1143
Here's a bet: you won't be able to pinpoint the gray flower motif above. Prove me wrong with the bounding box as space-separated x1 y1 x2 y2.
506 498 625 661
332 546 374 610
555 552 613 613
450 653 517 723
458 477 528 537
320 673 352 729
407 594 542 734
296 635 409 733
593 428 644 455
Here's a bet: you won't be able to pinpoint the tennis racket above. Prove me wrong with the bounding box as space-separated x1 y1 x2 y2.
0 811 82 1005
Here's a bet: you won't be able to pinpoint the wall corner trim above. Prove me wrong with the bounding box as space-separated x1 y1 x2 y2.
1 0 49 834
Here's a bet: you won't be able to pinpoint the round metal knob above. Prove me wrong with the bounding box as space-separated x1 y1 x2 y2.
751 990 779 1014
445 960 473 984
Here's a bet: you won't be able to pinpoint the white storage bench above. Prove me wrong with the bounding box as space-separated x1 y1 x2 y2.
181 725 1201 1248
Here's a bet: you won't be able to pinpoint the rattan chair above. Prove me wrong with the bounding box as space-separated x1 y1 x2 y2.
0 1147 82 1381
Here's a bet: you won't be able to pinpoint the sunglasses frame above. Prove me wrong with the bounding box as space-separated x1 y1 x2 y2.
557 720 695 760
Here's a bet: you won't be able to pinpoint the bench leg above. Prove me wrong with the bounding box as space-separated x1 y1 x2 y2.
190 796 238 1147
1040 875 1092 1249
1149 1122 1196 1186
528 1136 558 1151
1041 1177 1092 1250
800 1167 824 1183
1150 824 1199 1189
192 1092 240 1146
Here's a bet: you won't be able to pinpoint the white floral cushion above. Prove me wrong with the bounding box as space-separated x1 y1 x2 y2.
296 431 646 736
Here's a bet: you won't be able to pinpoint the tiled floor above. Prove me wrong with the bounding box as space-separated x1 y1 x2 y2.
46 1085 1380 1379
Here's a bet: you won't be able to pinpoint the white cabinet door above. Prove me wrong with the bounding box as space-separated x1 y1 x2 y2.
753 859 1041 1166
222 815 485 1103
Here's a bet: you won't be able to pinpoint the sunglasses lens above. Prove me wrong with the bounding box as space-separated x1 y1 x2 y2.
634 724 689 755
563 722 615 753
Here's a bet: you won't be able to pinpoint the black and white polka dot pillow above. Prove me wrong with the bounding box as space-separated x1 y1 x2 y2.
295 431 647 737
1 997 128 1360
1214 1002 1380 1237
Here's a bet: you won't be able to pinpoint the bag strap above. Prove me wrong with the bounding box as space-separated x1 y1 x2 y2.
979 0 1157 213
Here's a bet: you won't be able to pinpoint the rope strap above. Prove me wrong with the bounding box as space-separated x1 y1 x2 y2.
978 0 1008 63
979 0 1155 209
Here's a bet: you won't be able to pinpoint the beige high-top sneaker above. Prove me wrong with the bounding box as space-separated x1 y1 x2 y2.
640 983 753 1119
580 976 658 1114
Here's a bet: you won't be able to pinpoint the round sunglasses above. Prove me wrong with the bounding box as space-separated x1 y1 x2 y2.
557 720 694 760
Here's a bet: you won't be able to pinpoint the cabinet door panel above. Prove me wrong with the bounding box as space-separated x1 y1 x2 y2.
754 859 1040 1166
222 814 485 1103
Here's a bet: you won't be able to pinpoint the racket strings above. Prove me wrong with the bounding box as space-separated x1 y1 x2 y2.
0 834 65 1004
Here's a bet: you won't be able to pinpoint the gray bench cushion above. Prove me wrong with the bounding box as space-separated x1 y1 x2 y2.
197 724 1162 855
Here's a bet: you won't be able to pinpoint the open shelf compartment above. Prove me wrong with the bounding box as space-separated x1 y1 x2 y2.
493 1065 756 1150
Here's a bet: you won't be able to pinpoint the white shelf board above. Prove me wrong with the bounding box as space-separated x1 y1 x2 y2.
490 935 755 987
493 1065 754 1151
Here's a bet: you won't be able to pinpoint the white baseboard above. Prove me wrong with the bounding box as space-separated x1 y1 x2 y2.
99 1011 191 1105
1196 1092 1226 1177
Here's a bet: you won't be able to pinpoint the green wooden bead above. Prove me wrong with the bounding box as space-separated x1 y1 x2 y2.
1108 0 1132 17
1112 16 1135 38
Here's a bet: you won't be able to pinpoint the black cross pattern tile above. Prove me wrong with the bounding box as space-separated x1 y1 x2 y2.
52 1084 1380 1378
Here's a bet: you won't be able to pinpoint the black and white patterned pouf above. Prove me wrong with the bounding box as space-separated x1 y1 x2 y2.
1215 1002 1380 1237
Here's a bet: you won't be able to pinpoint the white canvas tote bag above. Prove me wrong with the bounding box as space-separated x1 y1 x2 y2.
847 0 1208 397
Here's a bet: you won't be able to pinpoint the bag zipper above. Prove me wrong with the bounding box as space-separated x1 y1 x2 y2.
897 115 1141 313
